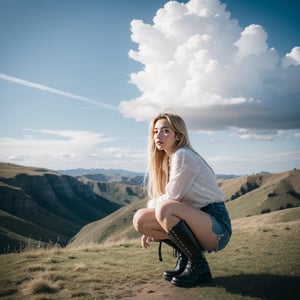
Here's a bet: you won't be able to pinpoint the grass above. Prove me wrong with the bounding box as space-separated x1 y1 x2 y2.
0 215 299 300
0 162 57 178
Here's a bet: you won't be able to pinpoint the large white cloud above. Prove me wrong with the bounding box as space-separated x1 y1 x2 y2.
120 0 300 131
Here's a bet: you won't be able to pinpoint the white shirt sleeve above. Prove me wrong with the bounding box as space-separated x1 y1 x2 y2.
148 148 224 208
147 198 157 208
162 149 198 201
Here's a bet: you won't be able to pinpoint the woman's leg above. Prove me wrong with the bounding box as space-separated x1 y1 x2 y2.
133 207 190 281
154 200 215 287
133 208 169 241
155 199 218 251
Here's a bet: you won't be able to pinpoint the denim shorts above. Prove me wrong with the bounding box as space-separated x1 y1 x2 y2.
201 202 232 251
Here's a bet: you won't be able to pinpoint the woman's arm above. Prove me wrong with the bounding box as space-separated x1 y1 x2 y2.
165 149 198 200
151 149 199 206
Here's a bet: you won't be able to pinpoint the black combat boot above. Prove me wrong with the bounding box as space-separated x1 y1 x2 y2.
168 220 212 287
161 240 188 281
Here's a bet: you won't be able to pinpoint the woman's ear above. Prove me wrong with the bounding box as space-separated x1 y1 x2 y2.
176 133 182 141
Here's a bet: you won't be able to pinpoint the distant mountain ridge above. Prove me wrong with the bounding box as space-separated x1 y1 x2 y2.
57 168 144 177
57 168 145 186
57 168 240 181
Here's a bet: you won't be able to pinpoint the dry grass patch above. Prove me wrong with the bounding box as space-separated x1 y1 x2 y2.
24 264 46 273
22 273 60 296
74 262 88 271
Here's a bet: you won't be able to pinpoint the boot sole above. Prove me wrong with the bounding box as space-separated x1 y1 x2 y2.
170 273 212 288
163 271 184 281
162 274 172 281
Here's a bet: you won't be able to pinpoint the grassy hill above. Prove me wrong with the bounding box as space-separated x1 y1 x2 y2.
69 198 146 247
0 163 58 178
0 207 299 299
80 176 147 205
0 163 146 253
222 170 300 219
69 169 300 246
1 164 299 299
1 162 299 253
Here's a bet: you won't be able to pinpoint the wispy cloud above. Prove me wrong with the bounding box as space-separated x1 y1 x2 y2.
0 128 146 170
209 150 300 174
0 73 118 111
232 129 275 141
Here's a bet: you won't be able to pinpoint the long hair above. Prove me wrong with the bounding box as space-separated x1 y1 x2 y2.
146 113 194 198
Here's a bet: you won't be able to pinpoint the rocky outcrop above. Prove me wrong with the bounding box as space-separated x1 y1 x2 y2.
0 170 125 252
0 174 121 219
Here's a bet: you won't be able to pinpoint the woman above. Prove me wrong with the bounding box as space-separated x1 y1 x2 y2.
133 113 232 287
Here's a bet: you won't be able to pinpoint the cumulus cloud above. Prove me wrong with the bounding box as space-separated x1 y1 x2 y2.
235 24 268 58
120 0 300 131
282 47 300 68
0 129 146 170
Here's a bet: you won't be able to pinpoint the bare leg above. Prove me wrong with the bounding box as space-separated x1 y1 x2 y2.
133 208 169 241
155 200 218 251
133 200 216 286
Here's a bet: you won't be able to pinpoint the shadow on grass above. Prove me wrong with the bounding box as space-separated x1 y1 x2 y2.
213 274 300 300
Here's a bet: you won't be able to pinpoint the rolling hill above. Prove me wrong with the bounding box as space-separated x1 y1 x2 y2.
69 169 300 246
79 176 146 205
0 206 299 300
220 169 300 218
0 162 299 252
0 162 146 253
0 163 299 299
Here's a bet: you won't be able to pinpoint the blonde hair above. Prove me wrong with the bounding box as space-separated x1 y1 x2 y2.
146 113 194 198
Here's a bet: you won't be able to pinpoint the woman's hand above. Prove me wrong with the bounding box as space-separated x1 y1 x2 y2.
141 235 154 249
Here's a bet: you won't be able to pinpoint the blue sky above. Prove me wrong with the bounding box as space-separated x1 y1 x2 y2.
0 0 299 175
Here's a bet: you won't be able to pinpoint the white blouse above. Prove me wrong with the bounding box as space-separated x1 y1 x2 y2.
147 147 225 209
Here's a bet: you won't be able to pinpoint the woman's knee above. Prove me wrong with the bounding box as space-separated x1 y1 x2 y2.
132 209 142 231
132 208 147 232
155 200 176 223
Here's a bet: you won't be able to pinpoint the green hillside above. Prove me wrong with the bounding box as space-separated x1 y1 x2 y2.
0 163 143 252
225 170 300 219
69 199 146 247
0 207 299 300
1 162 299 254
1 163 299 299
80 176 147 205
69 170 300 246
0 162 57 178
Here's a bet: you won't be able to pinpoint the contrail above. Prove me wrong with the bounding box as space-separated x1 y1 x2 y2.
0 73 118 111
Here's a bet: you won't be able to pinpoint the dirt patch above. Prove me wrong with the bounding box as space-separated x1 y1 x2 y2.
121 279 203 299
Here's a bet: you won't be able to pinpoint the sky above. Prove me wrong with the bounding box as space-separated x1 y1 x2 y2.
0 0 299 175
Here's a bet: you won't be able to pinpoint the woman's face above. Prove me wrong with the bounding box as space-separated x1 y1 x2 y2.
153 118 178 155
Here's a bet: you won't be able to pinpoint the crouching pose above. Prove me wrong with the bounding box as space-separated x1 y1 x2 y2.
133 113 232 287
